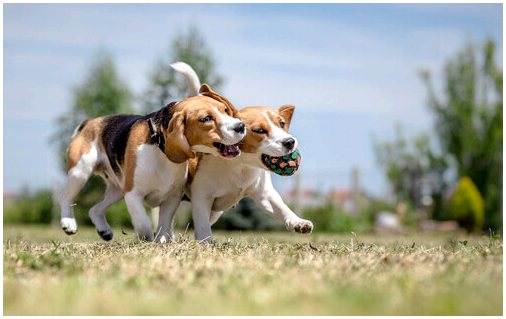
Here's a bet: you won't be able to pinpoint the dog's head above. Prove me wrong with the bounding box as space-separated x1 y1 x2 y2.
160 84 246 163
237 105 297 157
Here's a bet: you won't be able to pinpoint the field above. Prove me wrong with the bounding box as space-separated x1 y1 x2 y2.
3 225 503 315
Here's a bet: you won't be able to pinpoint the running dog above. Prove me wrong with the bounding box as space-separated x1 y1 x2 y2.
59 77 246 242
171 62 313 243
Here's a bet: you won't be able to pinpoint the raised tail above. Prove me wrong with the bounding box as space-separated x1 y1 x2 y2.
170 62 201 97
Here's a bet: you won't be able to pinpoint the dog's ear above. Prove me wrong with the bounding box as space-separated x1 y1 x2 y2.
277 105 295 130
164 111 195 163
199 83 213 94
200 84 238 117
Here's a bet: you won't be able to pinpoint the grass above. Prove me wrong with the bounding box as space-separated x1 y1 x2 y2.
3 225 503 315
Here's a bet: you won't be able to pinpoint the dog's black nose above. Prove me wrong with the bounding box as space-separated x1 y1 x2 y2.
282 138 295 150
233 122 245 134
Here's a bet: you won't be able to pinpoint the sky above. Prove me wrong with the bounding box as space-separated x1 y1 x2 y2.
3 3 503 197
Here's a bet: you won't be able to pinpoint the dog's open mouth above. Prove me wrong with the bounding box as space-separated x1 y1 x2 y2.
213 142 241 158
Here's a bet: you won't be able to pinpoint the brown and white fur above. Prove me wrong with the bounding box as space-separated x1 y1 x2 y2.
173 63 314 243
59 78 246 242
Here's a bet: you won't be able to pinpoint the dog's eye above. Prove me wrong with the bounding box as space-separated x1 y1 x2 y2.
224 107 229 113
252 128 267 134
280 121 285 129
199 116 213 123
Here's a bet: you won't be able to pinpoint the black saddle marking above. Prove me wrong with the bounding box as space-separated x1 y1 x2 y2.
100 102 177 175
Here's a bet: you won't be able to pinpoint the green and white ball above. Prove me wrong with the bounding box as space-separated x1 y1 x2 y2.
261 149 301 176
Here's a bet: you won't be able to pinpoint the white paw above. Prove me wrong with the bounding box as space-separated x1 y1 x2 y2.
61 218 78 235
286 219 313 234
155 233 173 244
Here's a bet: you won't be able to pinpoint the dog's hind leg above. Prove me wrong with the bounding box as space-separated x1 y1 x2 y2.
59 140 98 235
89 184 122 241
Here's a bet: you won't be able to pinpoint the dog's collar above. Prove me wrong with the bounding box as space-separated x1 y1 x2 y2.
147 119 165 152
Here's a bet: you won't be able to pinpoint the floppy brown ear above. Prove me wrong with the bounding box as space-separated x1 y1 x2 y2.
199 83 213 94
278 105 295 130
164 112 194 163
200 85 239 116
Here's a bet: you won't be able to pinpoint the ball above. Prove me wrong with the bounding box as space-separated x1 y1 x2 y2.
261 149 301 176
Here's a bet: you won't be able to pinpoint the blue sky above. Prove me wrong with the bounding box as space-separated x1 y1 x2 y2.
3 3 503 197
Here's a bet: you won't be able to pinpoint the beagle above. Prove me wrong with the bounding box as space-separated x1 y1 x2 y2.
172 63 314 242
59 81 246 242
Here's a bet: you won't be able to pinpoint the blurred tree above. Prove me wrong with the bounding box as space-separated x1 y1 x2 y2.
53 50 134 170
51 50 134 226
376 40 502 231
374 127 448 217
142 26 224 112
420 40 502 230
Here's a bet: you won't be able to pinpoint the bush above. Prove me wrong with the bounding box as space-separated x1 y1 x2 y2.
4 189 54 224
4 186 133 228
448 177 485 232
101 200 133 228
302 202 372 233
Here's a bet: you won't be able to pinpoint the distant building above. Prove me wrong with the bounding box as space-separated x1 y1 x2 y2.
3 191 19 203
282 188 325 208
281 166 370 214
282 187 370 214
329 188 369 215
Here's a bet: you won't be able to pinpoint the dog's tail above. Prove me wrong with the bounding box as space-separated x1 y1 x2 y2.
170 62 201 97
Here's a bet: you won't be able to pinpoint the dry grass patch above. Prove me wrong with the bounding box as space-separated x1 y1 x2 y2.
3 225 503 315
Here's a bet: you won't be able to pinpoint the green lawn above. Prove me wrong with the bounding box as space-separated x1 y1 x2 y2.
3 225 503 315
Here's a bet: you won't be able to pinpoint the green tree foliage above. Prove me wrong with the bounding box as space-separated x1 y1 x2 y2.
375 40 502 231
374 127 448 212
302 202 372 233
448 177 485 232
142 27 224 112
421 40 502 230
53 50 134 170
51 50 134 226
4 189 53 224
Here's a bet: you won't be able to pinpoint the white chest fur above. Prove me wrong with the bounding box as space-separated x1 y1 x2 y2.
134 144 187 206
192 154 263 212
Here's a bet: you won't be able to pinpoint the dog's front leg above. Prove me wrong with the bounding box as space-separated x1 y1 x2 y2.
248 173 313 234
124 191 154 241
154 193 183 243
191 195 213 243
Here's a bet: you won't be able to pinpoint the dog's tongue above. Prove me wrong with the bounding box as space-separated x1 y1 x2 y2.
220 144 240 158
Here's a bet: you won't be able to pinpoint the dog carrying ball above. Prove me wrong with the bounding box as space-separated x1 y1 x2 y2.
262 149 301 176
